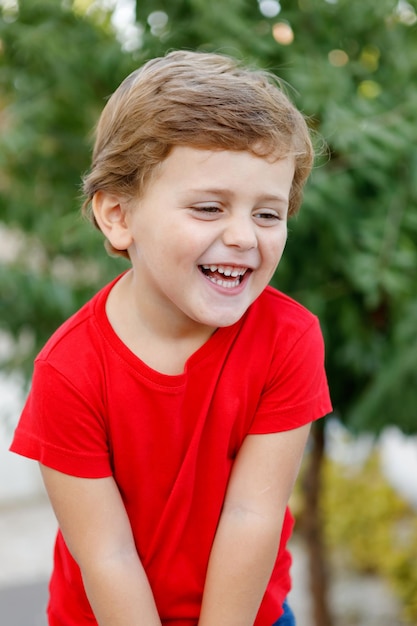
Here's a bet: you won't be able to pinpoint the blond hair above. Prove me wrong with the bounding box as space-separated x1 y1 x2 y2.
82 50 314 258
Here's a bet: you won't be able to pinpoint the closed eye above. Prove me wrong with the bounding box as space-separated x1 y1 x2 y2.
253 211 283 223
190 205 222 219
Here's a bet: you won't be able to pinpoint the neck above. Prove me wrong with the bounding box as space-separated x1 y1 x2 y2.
106 271 216 374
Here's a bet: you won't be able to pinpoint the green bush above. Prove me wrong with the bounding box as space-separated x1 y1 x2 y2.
320 453 417 623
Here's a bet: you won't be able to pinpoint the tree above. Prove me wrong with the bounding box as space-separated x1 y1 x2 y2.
0 0 133 375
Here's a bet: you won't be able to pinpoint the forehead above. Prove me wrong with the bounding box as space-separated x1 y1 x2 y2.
159 144 291 169
144 146 295 201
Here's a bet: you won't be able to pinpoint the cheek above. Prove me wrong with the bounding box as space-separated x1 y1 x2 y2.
169 229 212 261
264 232 287 258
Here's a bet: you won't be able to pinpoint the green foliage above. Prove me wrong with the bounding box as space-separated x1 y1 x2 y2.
1 0 416 433
0 0 132 374
389 533 417 625
321 454 417 623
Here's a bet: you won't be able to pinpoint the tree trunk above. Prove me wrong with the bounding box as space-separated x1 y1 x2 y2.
301 422 334 626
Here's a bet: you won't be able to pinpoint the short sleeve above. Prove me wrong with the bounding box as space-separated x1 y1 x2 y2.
10 359 112 478
248 316 332 434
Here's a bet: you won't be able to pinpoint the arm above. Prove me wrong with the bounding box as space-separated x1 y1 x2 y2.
198 423 311 626
40 465 162 626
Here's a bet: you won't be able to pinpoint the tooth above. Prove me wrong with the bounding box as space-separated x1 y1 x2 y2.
206 275 240 288
210 265 218 272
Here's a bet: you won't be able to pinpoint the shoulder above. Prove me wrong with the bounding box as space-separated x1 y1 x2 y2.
36 274 122 373
245 288 332 432
243 286 321 349
226 286 326 396
255 286 317 323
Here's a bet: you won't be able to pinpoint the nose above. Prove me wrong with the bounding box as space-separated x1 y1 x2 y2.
222 216 258 250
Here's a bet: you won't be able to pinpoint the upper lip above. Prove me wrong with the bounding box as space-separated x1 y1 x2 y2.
200 264 250 277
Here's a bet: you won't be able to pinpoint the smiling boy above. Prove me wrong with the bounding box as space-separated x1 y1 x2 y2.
10 51 332 625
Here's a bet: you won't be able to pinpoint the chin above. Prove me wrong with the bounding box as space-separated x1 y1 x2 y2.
203 310 247 329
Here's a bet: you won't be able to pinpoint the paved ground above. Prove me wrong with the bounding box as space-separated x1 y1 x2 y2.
0 581 49 626
0 496 405 626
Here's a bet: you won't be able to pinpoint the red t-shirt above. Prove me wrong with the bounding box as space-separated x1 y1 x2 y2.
10 275 332 625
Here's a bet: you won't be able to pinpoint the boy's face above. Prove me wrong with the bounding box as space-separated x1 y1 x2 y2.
124 146 294 333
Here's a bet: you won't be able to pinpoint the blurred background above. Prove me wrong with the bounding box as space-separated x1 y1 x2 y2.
0 1 416 624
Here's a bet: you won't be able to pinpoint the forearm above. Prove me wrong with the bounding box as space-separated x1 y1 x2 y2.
198 508 284 626
81 549 162 626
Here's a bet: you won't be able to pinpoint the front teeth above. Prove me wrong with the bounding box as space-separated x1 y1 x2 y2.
201 264 247 289
203 265 247 277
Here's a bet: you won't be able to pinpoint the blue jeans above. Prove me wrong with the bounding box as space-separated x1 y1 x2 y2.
272 599 296 626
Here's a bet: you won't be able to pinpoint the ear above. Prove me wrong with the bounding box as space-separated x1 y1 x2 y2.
92 191 133 251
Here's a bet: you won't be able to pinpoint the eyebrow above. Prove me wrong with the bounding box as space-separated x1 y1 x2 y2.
183 188 289 204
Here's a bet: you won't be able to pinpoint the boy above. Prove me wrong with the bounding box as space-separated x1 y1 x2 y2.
10 50 332 625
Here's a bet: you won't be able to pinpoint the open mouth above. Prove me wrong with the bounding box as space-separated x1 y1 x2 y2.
199 264 249 289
